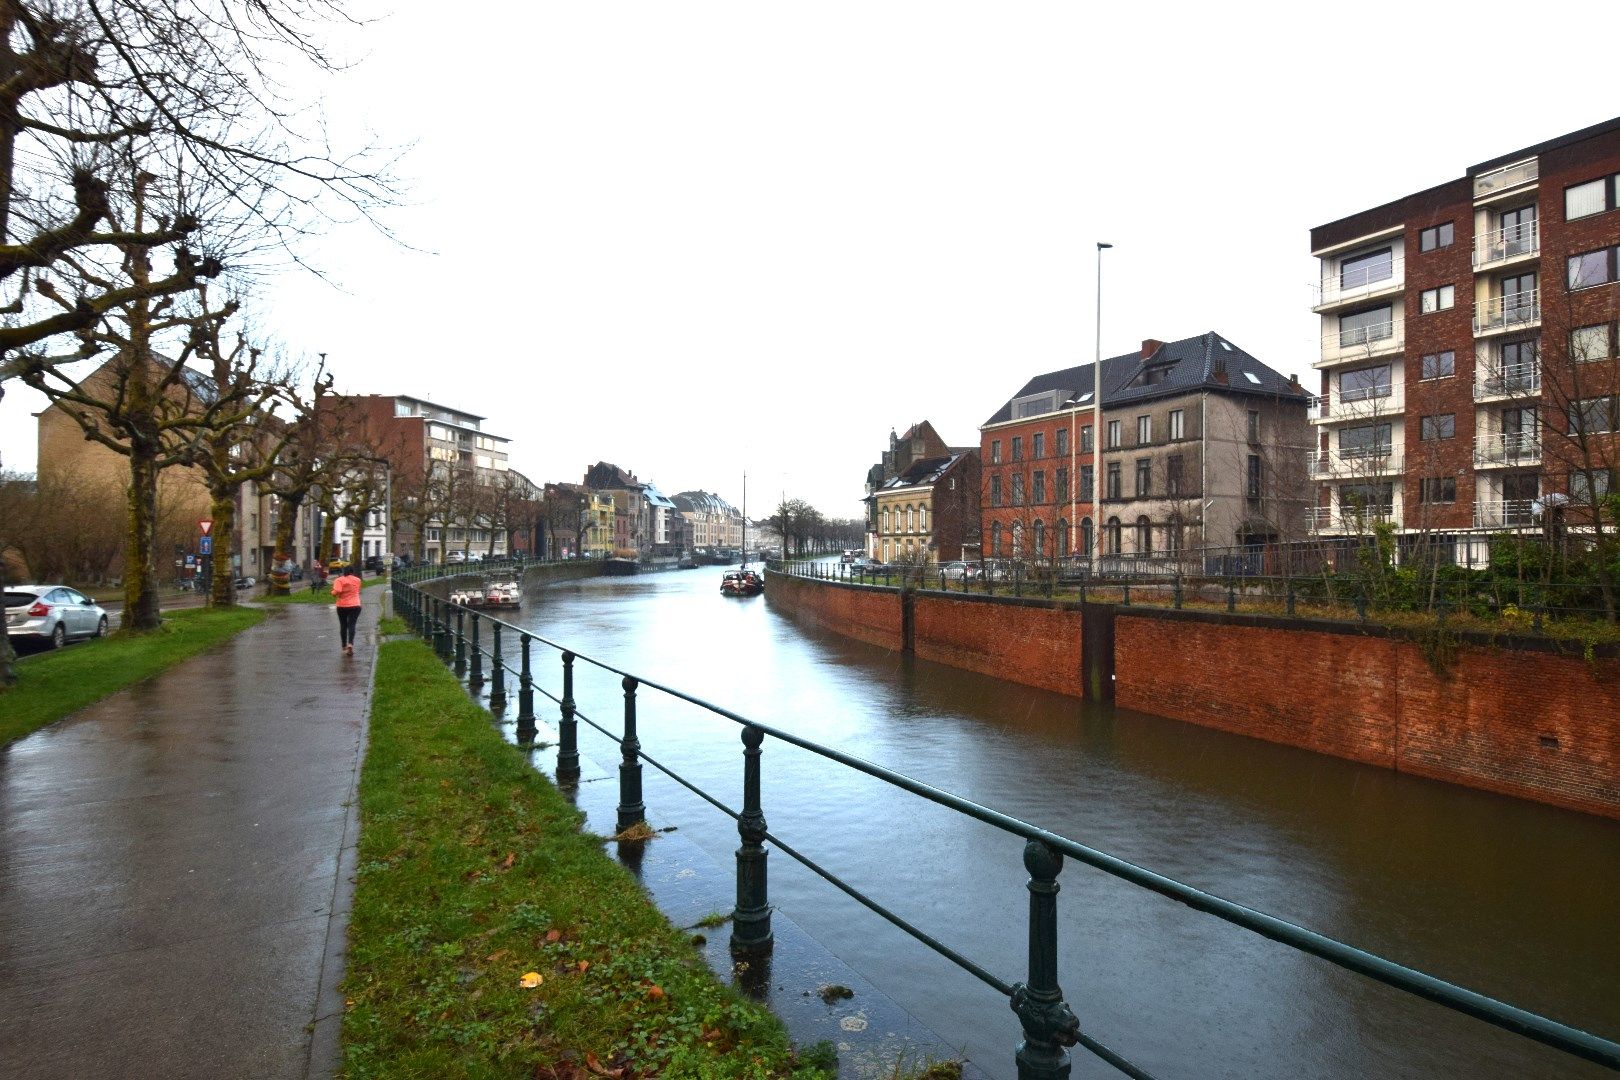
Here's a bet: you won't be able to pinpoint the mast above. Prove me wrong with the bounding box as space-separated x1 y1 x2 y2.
741 471 747 566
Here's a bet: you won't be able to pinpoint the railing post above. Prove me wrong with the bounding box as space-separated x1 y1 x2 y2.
1286 578 1296 616
731 724 773 955
435 601 451 661
1011 839 1079 1080
516 633 536 739
617 677 645 831
469 613 483 684
1122 579 1130 606
1227 578 1236 613
557 652 580 784
453 607 466 675
1014 564 1022 597
489 622 507 712
1173 575 1183 609
419 595 433 645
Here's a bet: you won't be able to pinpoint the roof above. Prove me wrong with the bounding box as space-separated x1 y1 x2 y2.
1470 114 1620 175
880 451 970 491
642 484 677 509
672 491 739 516
980 332 1305 428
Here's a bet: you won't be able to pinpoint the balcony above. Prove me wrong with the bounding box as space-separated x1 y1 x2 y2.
1308 385 1405 424
1473 363 1541 402
1474 431 1541 468
1474 158 1538 200
1473 290 1540 336
1473 499 1538 529
1313 256 1405 312
1305 504 1401 533
1307 448 1403 480
1474 220 1539 270
1319 319 1405 366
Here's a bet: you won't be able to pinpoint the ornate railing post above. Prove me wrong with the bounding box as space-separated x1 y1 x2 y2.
489 622 507 712
516 633 536 740
419 595 433 645
617 677 645 831
1173 575 1183 609
1011 839 1079 1080
731 724 773 955
557 652 580 784
1121 579 1130 606
435 601 451 661
469 613 483 684
453 608 467 675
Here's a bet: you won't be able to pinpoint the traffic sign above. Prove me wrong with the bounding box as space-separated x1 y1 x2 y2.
199 519 213 536
199 535 213 555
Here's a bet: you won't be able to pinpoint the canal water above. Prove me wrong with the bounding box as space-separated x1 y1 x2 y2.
501 565 1619 1080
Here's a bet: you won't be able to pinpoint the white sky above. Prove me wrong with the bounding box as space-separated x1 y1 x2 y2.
4 1 1617 516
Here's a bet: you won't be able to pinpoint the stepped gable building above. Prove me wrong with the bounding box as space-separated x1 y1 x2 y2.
980 332 1310 561
1308 115 1620 557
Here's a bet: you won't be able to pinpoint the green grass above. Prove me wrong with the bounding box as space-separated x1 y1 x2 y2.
377 615 409 636
343 639 833 1079
261 576 390 605
1 606 267 746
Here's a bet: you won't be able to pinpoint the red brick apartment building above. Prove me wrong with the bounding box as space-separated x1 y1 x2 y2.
1309 116 1620 558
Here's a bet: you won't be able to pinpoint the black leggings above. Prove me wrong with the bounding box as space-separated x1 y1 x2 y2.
337 606 360 647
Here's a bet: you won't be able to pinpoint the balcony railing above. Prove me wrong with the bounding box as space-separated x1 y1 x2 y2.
1305 505 1400 532
1320 319 1404 363
1315 255 1405 309
1474 499 1538 529
1474 431 1541 467
1474 363 1541 400
1474 158 1538 198
1474 290 1540 334
1309 385 1405 422
1474 220 1539 268
1308 448 1403 479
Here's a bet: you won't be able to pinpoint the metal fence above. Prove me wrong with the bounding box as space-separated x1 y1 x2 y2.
389 570 1620 1079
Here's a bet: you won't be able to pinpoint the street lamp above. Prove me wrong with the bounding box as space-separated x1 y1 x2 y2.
1094 242 1112 565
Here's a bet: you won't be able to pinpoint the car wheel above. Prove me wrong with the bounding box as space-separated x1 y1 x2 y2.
95 615 108 638
49 623 66 649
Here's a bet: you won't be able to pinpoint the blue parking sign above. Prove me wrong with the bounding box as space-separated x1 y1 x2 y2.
199 535 213 555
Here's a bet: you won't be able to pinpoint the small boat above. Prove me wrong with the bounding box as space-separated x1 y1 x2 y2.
450 578 522 610
721 569 764 598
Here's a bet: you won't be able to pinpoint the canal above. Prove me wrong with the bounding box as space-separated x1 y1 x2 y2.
498 565 1619 1079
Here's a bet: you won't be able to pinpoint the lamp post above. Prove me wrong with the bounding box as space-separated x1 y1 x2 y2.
1093 242 1112 565
1062 396 1081 558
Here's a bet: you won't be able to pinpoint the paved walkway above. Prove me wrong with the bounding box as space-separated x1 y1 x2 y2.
0 599 382 1079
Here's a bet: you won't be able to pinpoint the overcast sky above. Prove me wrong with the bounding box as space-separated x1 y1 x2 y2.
4 2 1617 516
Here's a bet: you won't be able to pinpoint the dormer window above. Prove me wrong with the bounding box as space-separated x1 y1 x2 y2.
1013 390 1061 419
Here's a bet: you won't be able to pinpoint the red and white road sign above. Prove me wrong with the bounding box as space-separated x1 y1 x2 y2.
199 520 213 536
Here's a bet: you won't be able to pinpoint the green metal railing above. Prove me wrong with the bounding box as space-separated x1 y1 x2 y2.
391 569 1620 1079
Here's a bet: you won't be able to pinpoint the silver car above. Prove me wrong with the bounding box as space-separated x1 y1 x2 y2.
4 585 109 649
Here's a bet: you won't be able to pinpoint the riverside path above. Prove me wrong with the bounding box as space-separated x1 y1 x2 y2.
0 600 379 1079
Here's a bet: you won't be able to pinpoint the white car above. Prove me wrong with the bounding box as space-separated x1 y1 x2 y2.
5 585 110 650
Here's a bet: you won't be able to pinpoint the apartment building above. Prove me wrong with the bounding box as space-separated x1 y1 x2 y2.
871 448 981 564
1309 116 1620 555
980 333 1310 561
673 491 744 552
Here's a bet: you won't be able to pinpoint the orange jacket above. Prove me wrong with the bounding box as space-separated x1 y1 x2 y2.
331 573 363 608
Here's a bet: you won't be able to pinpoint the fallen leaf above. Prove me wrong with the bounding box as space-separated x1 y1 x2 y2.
486 948 510 963
500 852 515 869
545 929 562 944
646 984 665 1000
576 960 589 973
520 971 543 989
584 1052 625 1078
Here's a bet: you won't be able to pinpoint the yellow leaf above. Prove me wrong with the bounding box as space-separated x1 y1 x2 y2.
520 971 543 988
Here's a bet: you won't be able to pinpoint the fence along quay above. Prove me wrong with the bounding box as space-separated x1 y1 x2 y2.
391 563 1620 1079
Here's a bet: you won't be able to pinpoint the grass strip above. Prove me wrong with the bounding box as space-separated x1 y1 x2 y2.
261 576 390 605
344 639 833 1079
1 606 266 746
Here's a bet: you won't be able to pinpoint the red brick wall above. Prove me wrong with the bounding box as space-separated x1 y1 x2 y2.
912 594 1082 697
766 573 904 652
1115 613 1620 819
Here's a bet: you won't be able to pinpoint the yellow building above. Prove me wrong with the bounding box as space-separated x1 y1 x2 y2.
874 486 932 565
586 493 615 557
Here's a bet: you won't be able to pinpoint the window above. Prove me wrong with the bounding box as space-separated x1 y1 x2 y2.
1340 423 1393 456
1033 432 1045 459
906 507 915 533
1569 397 1619 436
1167 455 1184 496
919 506 928 533
1135 459 1151 497
1011 436 1023 461
1420 414 1456 440
1421 351 1455 380
1014 391 1060 418
1566 175 1618 220
1055 467 1068 501
1080 464 1094 499
1107 420 1121 448
1339 482 1394 514
1081 425 1093 452
1568 248 1616 290
991 523 1002 557
1032 520 1045 556
1501 337 1538 376
1571 324 1612 362
1106 462 1121 499
1419 477 1457 504
1571 469 1613 502
1340 247 1393 289
1420 284 1455 313
1169 409 1184 440
1135 516 1152 554
1011 522 1023 557
1247 454 1261 498
1339 305 1393 347
1012 473 1025 506
991 440 1002 464
1498 205 1536 257
989 475 1002 507
1137 415 1152 444
1080 517 1093 557
1033 471 1046 504
1247 410 1260 441
1419 222 1454 251
1058 520 1070 556
1056 428 1068 456
1106 516 1122 555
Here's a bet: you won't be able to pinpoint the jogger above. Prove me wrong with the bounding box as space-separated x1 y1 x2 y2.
331 566 363 656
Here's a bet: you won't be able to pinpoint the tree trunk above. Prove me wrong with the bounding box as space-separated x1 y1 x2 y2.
209 491 236 607
349 519 364 569
269 493 303 595
122 449 162 631
0 557 17 687
319 515 336 568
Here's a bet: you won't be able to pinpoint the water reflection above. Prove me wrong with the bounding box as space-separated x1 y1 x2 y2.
505 567 1620 1080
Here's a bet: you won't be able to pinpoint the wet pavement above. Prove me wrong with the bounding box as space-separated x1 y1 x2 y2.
0 599 380 1079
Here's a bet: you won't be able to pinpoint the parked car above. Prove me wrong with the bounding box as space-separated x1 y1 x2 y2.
5 585 109 650
938 560 980 582
234 576 256 591
445 550 467 564
363 553 391 573
841 549 859 564
848 557 884 575
286 563 305 582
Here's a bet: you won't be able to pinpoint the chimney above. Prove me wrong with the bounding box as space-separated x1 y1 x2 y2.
1141 338 1165 359
1212 356 1229 385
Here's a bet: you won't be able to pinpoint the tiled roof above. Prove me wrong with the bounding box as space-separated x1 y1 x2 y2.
881 451 968 490
981 331 1305 427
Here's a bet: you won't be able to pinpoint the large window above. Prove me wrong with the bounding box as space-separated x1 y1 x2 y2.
1339 482 1394 514
1568 247 1616 290
1419 222 1454 251
1081 425 1093 452
1419 477 1457 504
1420 284 1455 313
1135 458 1151 497
1339 305 1393 347
1135 516 1152 554
1569 397 1619 436
1137 415 1152 444
1571 324 1613 362
1571 469 1613 502
1032 432 1045 459
1107 420 1121 448
1106 462 1122 499
1080 464 1094 499
1058 520 1070 556
1566 175 1619 220
1011 436 1023 461
919 506 928 533
1106 516 1122 555
1055 467 1069 502
991 440 1001 464
1340 423 1393 457
1167 455 1184 496
1032 520 1045 557
1340 247 1393 289
1080 518 1093 557
1420 414 1456 441
1341 364 1391 401
1056 428 1069 456
1420 351 1454 380
1033 471 1046 504
1169 409 1184 440
991 523 1002 557
1247 454 1261 498
1011 473 1025 505
989 475 1002 507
